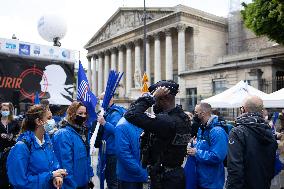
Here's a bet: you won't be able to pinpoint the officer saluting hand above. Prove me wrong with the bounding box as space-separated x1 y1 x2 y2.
124 80 192 189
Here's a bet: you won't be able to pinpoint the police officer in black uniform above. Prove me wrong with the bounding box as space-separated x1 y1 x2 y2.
124 80 192 189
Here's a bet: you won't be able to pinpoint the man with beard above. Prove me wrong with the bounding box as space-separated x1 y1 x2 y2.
226 96 278 189
124 80 192 189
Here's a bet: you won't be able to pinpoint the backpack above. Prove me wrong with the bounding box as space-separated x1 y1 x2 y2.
0 140 31 181
215 120 232 167
214 116 233 135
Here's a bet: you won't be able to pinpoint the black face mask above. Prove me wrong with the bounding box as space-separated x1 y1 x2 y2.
193 115 201 123
74 115 87 125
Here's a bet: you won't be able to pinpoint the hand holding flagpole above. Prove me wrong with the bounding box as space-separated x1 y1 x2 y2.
90 70 124 155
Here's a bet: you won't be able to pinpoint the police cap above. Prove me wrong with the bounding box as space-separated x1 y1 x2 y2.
148 80 179 96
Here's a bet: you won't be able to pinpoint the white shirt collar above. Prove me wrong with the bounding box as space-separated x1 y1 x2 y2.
35 135 45 146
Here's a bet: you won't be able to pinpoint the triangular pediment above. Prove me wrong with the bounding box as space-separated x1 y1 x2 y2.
85 7 175 48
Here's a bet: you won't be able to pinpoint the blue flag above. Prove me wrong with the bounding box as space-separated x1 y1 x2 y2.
77 61 97 126
34 91 40 105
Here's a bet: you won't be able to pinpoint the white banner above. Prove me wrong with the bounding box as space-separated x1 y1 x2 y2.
0 38 76 62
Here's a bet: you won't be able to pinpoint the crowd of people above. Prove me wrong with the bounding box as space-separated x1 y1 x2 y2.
0 79 283 189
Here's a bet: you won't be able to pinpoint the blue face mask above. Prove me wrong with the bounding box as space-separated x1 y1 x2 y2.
44 119 56 133
99 100 103 107
1 111 10 117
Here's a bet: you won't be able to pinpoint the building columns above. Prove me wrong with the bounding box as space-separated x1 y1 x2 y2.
134 40 142 88
92 56 97 95
88 25 188 98
98 53 103 95
125 43 133 97
165 29 173 80
104 51 110 89
118 45 125 96
154 33 161 83
177 24 186 74
111 48 117 71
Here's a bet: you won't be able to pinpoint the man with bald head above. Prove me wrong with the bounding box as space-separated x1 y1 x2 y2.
226 96 278 189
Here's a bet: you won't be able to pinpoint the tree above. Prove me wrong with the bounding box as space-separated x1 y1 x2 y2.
241 0 284 45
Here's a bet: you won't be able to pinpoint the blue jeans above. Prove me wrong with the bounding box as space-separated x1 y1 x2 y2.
118 180 143 189
105 154 118 189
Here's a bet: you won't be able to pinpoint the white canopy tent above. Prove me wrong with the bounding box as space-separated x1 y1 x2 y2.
263 88 284 108
201 80 269 108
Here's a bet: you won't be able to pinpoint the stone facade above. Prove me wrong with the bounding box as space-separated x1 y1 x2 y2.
85 4 284 111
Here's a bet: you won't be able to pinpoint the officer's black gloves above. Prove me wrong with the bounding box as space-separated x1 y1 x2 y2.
136 94 155 107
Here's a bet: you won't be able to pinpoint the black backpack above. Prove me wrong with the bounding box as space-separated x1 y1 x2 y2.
0 140 31 182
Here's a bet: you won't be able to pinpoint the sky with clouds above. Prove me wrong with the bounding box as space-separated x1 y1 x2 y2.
0 0 251 67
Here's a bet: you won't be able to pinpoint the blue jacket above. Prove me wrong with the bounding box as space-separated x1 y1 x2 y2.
103 104 126 155
195 116 228 189
7 131 59 189
115 117 148 182
52 125 94 188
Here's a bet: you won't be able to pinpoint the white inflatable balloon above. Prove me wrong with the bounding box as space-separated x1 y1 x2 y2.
37 15 67 42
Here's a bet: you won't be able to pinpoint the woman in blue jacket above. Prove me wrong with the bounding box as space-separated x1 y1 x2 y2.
53 101 94 189
7 104 67 189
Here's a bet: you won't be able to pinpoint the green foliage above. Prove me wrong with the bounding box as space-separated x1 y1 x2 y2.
241 0 284 45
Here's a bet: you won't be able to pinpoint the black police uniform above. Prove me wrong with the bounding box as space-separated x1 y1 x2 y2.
124 80 192 189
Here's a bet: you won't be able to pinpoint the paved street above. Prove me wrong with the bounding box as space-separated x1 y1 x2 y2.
90 152 102 189
91 152 149 189
91 153 283 189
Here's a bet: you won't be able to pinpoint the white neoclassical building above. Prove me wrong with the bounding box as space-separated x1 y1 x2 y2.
84 5 227 99
85 4 284 111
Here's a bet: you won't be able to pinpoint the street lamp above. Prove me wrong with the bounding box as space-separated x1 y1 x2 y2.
143 0 146 72
141 0 152 92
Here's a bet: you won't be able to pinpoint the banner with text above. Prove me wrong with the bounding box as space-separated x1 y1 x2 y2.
0 56 75 106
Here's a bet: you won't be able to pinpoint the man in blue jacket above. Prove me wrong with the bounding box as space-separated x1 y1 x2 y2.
115 117 148 189
187 103 228 189
97 93 126 189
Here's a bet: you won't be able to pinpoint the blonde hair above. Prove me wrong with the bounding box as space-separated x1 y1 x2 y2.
0 102 14 122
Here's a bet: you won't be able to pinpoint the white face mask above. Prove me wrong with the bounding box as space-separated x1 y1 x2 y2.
44 119 56 132
1 111 10 117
